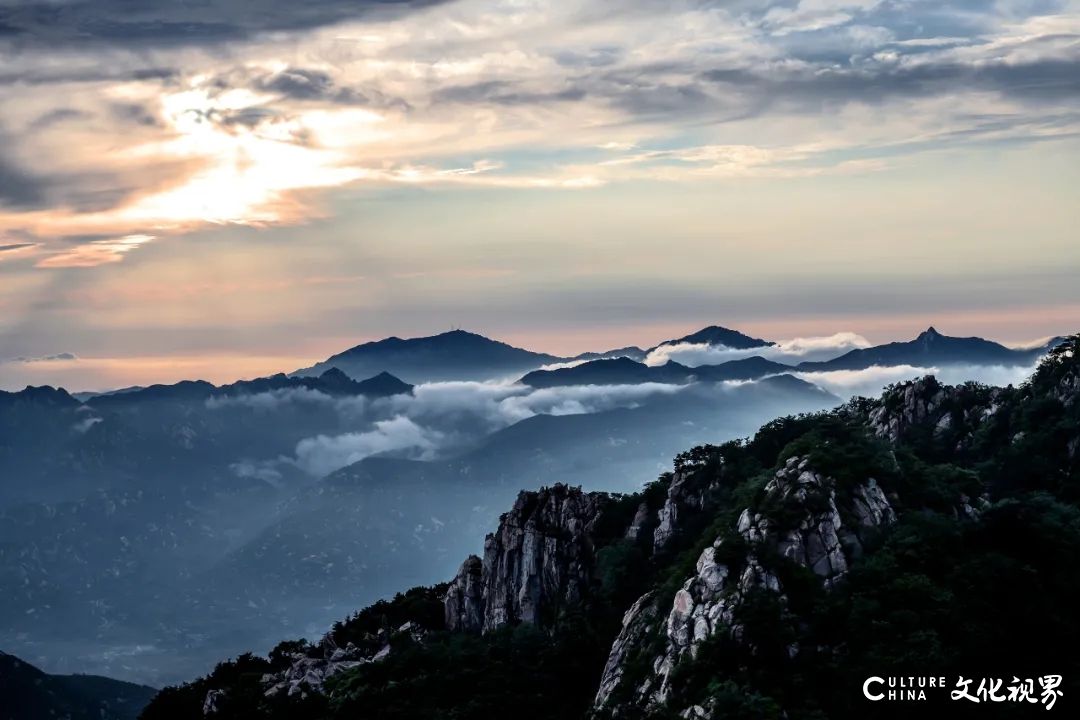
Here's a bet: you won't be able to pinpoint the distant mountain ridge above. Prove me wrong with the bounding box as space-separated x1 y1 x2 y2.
291 325 775 383
0 651 155 720
796 326 1054 372
651 324 774 350
4 368 414 409
292 329 562 383
519 356 792 388
287 325 1056 388
568 346 648 363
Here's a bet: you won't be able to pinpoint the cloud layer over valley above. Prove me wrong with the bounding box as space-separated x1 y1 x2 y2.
212 347 1043 479
217 379 693 477
645 332 873 366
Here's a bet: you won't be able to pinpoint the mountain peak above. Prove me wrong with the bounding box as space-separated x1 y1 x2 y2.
658 325 773 350
797 326 1042 372
294 329 562 383
354 371 414 396
0 384 80 407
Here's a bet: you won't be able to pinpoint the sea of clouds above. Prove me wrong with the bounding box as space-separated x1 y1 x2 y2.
210 380 692 478
792 363 1036 401
206 331 1042 480
644 332 873 366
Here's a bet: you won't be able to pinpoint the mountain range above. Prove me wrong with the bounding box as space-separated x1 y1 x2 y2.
292 325 1053 387
520 356 792 388
292 329 562 383
0 322 1064 692
794 326 1054 371
290 325 780 383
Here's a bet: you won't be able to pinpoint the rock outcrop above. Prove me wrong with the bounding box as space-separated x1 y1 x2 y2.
653 471 711 552
257 623 426 701
444 555 484 633
593 592 659 708
868 377 951 443
865 376 1010 459
445 483 612 633
595 456 897 714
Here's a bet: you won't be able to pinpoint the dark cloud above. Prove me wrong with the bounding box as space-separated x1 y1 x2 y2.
252 66 410 109
1 352 78 363
603 79 714 117
29 108 91 129
0 66 179 87
216 106 283 129
0 0 451 48
48 175 150 214
0 161 161 214
0 242 36 253
434 80 588 106
0 155 47 209
552 47 623 68
109 102 162 127
699 54 1080 114
261 68 346 101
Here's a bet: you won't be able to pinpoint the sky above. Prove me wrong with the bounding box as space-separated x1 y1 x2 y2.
0 0 1078 390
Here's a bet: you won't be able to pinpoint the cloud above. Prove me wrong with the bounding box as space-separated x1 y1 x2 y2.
286 381 691 476
774 332 873 358
536 358 595 372
0 242 37 254
494 382 687 422
36 234 155 268
1007 336 1061 351
205 387 338 411
72 415 103 433
793 362 1038 399
293 415 442 476
0 155 48 209
382 379 688 430
759 0 883 36
2 352 78 364
1 0 1076 263
230 459 284 486
208 353 1046 479
230 378 694 477
0 0 451 48
645 332 872 366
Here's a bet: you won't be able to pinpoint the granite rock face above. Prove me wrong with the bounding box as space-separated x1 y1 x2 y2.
1049 361 1079 408
866 376 1003 451
653 462 721 552
593 592 659 708
255 623 426 702
445 483 612 633
594 456 897 714
444 555 484 633
868 377 950 443
202 689 225 715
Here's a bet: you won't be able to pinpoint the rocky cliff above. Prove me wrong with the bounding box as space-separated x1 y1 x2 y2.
652 464 719 553
446 483 613 633
594 455 897 714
